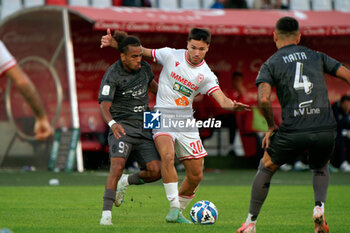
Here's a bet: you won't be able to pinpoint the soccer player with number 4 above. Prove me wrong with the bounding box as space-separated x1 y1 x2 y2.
237 17 350 233
101 27 250 223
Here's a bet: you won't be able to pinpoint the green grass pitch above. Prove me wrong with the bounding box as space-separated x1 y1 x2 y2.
0 169 349 233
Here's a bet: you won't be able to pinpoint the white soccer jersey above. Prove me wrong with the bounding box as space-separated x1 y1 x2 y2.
151 47 220 109
0 40 17 76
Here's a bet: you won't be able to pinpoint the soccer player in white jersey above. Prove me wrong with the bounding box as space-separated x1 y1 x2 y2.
0 40 52 141
101 28 249 223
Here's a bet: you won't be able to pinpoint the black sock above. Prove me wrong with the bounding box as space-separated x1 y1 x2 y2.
128 173 145 185
249 160 276 218
102 189 116 211
313 164 329 204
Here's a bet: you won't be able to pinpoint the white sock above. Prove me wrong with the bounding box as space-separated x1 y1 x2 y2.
317 202 325 213
102 210 111 218
179 195 194 211
163 182 180 208
246 213 257 224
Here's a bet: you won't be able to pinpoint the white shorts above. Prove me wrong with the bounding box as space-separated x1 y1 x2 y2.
153 130 207 161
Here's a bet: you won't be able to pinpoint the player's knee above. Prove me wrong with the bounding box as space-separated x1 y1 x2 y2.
161 152 175 167
258 159 277 174
110 160 125 175
188 171 203 184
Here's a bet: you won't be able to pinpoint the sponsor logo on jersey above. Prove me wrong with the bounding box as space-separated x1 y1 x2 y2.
170 72 199 91
174 96 190 106
197 74 204 84
143 110 161 129
175 61 180 67
173 82 193 97
102 85 110 95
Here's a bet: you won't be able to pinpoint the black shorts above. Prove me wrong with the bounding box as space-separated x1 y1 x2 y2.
267 130 336 169
108 123 160 170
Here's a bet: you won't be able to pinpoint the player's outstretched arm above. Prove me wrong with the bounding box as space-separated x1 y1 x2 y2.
100 28 153 59
336 65 350 87
211 89 250 112
6 65 52 141
100 101 126 139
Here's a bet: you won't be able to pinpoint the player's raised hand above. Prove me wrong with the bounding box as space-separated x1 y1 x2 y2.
233 100 250 111
111 123 126 139
100 28 113 48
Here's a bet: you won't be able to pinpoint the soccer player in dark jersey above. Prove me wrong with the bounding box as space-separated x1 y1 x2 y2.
98 32 161 225
237 16 350 233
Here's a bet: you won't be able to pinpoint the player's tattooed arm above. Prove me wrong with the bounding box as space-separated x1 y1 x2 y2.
258 82 278 148
7 66 46 119
257 82 276 129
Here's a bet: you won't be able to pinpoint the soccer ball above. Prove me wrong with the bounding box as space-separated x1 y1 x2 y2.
190 200 218 225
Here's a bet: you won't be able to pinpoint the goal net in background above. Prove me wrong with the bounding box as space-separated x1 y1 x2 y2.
0 8 81 171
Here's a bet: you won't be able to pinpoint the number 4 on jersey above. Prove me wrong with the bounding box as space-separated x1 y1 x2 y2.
293 62 313 94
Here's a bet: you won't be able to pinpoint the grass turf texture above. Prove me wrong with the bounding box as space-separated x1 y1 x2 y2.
0 170 349 233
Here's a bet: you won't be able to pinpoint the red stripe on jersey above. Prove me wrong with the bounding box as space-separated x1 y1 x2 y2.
0 59 16 77
206 86 220 96
151 49 157 63
185 51 205 67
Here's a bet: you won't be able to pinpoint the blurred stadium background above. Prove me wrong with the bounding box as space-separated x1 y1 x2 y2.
0 0 350 172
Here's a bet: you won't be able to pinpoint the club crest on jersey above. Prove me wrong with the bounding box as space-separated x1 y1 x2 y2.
175 61 180 67
197 74 204 84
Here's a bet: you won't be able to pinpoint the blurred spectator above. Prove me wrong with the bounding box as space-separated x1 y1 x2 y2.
252 0 289 9
122 0 151 7
211 0 227 8
224 0 248 8
331 95 350 172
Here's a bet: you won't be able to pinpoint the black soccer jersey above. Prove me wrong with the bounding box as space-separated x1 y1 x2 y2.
256 44 341 132
98 60 154 122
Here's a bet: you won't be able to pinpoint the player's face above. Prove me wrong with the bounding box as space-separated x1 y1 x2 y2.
121 45 143 72
187 39 209 65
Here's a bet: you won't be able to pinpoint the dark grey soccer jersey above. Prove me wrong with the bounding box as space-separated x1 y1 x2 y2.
98 60 154 122
256 44 341 132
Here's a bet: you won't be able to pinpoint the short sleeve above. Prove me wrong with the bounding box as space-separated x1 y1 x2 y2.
98 66 118 104
0 41 17 76
199 72 220 96
150 47 174 65
318 52 342 77
255 63 274 87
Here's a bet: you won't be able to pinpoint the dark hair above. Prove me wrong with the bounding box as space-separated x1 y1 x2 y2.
275 16 299 36
113 31 141 53
188 28 211 44
340 95 350 103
